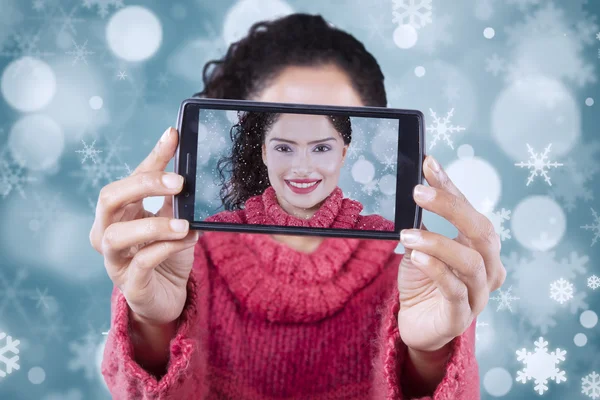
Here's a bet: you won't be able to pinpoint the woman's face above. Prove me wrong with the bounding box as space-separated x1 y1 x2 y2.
253 64 364 218
262 114 347 212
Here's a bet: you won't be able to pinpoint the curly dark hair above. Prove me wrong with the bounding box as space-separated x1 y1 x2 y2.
193 13 387 210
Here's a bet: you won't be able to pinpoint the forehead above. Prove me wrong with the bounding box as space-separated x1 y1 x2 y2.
254 64 364 107
269 114 336 139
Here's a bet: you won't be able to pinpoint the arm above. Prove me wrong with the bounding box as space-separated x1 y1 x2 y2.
101 263 210 399
371 285 480 400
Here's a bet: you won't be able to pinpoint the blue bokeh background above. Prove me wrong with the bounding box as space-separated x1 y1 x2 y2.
0 0 599 399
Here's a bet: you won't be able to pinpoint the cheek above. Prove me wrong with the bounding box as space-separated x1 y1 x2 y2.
314 153 343 176
266 151 292 176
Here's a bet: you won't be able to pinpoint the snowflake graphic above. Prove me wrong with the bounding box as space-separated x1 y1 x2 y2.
116 70 127 80
484 206 512 241
381 155 396 172
596 32 600 41
581 208 600 246
550 140 600 211
68 329 102 380
82 0 124 18
514 143 563 186
18 191 65 236
475 320 489 342
0 30 55 62
347 141 365 159
0 331 20 378
504 3 597 87
485 53 505 76
583 371 600 399
426 108 465 150
549 278 574 304
392 0 432 29
516 337 566 395
490 285 520 312
361 179 379 196
65 39 94 65
75 139 103 164
588 275 600 291
0 268 40 324
504 251 589 333
0 147 38 199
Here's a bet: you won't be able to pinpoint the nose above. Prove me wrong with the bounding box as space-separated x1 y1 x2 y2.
291 151 311 176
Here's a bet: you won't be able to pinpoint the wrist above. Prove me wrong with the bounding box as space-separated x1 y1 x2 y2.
407 340 453 363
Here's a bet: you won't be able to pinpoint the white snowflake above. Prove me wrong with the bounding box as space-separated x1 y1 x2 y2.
82 0 124 18
69 146 129 194
0 331 20 378
588 275 600 290
485 53 505 76
116 70 127 80
75 139 103 164
426 108 465 150
361 179 379 196
65 39 94 65
504 250 589 333
347 141 365 159
392 0 432 29
514 143 563 186
549 278 574 304
0 143 38 199
581 208 600 247
18 191 65 237
504 3 597 87
583 371 600 399
516 337 566 395
484 206 512 241
490 285 520 312
0 30 55 62
0 268 39 325
475 320 489 342
596 32 600 41
381 155 396 172
68 329 102 380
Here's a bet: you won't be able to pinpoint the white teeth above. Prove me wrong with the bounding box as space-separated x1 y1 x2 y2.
289 181 318 188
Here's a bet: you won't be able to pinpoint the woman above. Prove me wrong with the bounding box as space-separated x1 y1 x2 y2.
91 13 505 399
208 111 395 231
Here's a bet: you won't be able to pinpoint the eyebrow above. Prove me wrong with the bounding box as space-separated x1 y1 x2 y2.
269 137 337 145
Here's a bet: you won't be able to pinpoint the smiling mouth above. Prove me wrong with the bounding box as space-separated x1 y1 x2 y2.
287 180 320 188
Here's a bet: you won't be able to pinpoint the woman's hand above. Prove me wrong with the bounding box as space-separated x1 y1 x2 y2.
89 127 200 326
397 155 506 353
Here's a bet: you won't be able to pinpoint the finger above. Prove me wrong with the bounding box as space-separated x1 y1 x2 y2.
408 250 471 332
99 171 184 217
102 217 196 265
127 235 199 292
132 127 179 176
401 229 489 314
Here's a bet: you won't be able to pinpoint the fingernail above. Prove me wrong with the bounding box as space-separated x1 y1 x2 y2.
162 173 183 188
160 127 173 143
414 185 435 201
428 156 440 173
401 230 420 244
410 250 427 264
170 219 188 232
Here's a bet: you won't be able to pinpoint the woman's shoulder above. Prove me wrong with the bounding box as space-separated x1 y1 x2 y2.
204 209 247 224
355 213 395 231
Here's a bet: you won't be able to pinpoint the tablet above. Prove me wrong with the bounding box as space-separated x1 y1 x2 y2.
174 98 423 240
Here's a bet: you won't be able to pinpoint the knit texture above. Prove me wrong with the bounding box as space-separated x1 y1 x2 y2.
101 187 479 399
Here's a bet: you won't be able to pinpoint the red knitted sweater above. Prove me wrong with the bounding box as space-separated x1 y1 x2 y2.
101 187 479 399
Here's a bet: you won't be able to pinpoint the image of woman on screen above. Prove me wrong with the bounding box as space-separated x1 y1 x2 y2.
205 111 395 231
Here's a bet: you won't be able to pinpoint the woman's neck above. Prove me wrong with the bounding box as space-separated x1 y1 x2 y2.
276 193 323 220
270 234 325 253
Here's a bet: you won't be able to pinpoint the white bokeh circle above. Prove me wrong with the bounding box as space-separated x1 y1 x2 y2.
511 196 566 251
414 66 426 77
580 310 598 329
223 0 294 45
378 175 396 196
483 367 513 397
28 367 46 384
585 97 594 106
89 96 103 110
8 114 65 172
106 6 163 62
574 333 587 347
491 75 580 161
457 144 474 159
351 157 375 184
445 156 502 213
1 57 56 112
483 27 495 39
370 121 398 163
393 24 418 49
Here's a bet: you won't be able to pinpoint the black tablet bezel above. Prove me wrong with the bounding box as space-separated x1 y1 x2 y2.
174 98 424 240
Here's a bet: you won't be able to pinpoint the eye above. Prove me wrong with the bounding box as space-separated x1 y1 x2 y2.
275 144 292 152
314 145 331 152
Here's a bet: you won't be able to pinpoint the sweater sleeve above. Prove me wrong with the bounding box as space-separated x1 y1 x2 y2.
101 251 210 399
370 285 480 400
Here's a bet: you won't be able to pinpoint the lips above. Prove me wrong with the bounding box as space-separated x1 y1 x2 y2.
285 179 322 194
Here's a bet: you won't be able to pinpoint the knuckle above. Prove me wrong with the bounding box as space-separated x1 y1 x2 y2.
478 220 498 247
451 284 469 304
98 185 114 208
467 253 486 278
102 225 119 251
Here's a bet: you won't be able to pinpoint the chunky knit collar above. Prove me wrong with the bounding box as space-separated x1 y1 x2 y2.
201 186 398 323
